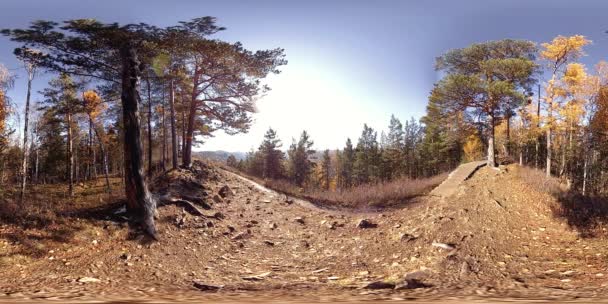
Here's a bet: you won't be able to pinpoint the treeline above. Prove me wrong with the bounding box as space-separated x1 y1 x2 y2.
228 115 443 190
0 17 285 237
232 35 608 199
426 36 608 196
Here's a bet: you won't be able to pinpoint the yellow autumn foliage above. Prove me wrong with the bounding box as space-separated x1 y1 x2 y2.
463 134 483 162
540 35 590 66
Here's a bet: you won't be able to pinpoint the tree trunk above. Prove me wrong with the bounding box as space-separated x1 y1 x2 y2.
120 44 157 239
487 114 496 168
183 86 198 168
91 121 111 192
168 78 178 170
583 154 588 196
505 113 511 157
546 108 552 177
161 98 167 171
19 66 34 203
180 90 187 164
67 109 74 196
146 76 153 176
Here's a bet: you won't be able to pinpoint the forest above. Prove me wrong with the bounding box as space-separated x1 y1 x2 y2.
232 36 608 202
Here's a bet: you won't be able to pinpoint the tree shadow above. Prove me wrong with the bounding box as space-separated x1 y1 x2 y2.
551 192 608 238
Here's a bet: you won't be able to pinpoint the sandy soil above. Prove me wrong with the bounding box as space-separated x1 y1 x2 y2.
1 162 608 303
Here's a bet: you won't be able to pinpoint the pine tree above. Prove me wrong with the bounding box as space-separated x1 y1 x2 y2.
320 149 331 190
288 130 315 186
385 115 404 179
339 138 355 188
40 73 80 196
353 124 380 184
258 128 284 179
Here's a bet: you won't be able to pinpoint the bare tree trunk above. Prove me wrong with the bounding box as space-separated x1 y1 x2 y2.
161 97 167 171
67 109 74 196
180 90 186 164
546 110 552 177
146 76 153 176
120 44 157 239
487 114 496 168
34 147 39 183
168 78 178 170
583 154 588 196
505 113 511 157
19 64 34 203
91 121 110 192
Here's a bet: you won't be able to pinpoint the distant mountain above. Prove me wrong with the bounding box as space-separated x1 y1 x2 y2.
194 151 247 162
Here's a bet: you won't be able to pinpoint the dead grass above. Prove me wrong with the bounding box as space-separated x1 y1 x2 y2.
264 175 447 210
515 165 608 238
0 177 126 257
219 163 447 210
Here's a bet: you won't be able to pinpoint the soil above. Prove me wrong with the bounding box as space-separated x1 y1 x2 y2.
1 161 608 303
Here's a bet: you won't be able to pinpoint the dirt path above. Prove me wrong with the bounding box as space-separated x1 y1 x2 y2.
2 163 608 302
430 161 486 198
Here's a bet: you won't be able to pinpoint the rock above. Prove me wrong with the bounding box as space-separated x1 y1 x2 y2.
294 217 305 224
400 233 418 242
263 240 275 246
231 232 249 240
431 242 456 250
394 270 432 290
77 277 100 283
218 185 234 198
193 281 222 292
242 271 271 281
268 223 278 230
356 219 377 229
120 253 131 261
212 212 224 220
212 195 223 203
364 281 395 289
262 199 272 204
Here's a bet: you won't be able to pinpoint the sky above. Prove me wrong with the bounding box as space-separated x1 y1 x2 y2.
1 0 607 152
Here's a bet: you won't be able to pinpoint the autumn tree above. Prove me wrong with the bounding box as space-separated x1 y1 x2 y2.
82 90 111 191
433 39 537 167
539 35 590 177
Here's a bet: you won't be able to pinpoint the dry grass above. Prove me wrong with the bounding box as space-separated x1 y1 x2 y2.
260 173 448 210
515 165 608 237
514 166 564 197
217 163 447 210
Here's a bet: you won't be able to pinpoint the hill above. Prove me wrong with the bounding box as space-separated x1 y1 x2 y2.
194 151 247 162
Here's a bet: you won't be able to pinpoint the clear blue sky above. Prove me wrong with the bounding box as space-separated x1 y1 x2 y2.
1 0 607 151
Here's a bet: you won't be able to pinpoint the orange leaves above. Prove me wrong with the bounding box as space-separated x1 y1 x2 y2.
82 90 106 119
